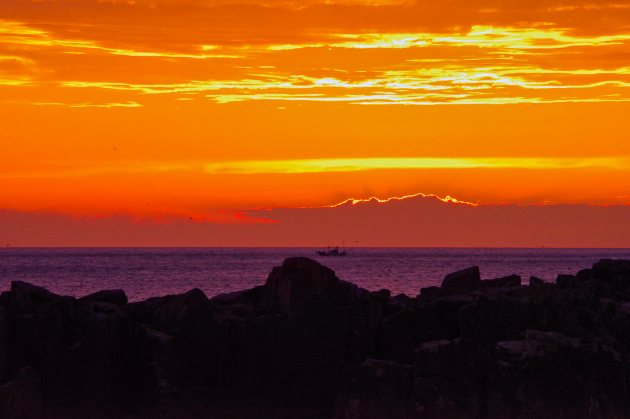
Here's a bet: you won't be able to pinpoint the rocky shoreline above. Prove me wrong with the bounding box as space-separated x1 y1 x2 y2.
2 257 630 418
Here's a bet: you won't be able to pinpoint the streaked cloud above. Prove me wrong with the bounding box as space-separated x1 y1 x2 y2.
1 16 629 106
267 26 630 51
203 157 630 174
31 101 142 108
0 20 240 60
3 157 628 180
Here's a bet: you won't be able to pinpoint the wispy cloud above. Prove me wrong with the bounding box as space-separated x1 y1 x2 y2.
31 101 142 108
59 63 630 106
0 20 240 60
267 26 630 51
1 17 629 106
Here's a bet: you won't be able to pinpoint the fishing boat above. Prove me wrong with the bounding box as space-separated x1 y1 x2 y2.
316 247 347 257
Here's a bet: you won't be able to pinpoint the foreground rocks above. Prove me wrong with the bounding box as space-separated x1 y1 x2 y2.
2 257 630 418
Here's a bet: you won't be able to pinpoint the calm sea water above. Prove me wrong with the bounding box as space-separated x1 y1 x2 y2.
0 248 628 301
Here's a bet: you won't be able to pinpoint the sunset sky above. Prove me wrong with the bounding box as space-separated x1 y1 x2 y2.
1 0 630 246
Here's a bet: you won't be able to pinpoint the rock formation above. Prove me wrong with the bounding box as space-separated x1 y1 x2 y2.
1 257 630 418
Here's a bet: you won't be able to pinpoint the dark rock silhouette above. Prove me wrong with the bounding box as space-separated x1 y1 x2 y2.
2 258 630 418
80 289 128 306
440 266 481 293
0 367 42 419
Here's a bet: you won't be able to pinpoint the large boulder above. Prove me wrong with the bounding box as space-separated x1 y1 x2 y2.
441 267 480 294
251 258 382 406
259 257 344 315
0 366 42 419
592 260 630 292
9 282 59 315
258 257 381 360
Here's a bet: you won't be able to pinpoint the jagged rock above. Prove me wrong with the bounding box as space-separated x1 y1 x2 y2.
332 359 409 419
210 285 263 307
529 276 544 286
556 274 578 288
7 283 154 409
255 258 381 404
486 330 630 418
440 266 480 293
370 289 391 302
607 301 630 346
3 258 630 418
481 274 521 289
0 304 7 383
258 257 344 315
382 293 414 317
0 367 42 419
411 339 485 419
576 268 593 283
460 295 535 343
80 289 128 306
417 286 443 304
376 308 433 363
592 259 630 291
434 295 473 338
258 257 381 360
9 281 59 315
128 288 222 387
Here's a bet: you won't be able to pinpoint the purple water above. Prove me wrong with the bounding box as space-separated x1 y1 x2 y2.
0 248 628 301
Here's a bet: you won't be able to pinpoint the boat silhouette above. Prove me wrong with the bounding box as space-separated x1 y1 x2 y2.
316 247 347 257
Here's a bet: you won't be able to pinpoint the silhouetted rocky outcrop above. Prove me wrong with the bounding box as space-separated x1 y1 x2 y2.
2 258 630 418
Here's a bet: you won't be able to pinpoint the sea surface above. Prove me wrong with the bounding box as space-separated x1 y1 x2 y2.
0 248 628 301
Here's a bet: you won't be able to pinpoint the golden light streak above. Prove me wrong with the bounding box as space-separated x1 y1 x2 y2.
264 26 630 52
0 77 33 86
203 157 630 174
59 63 630 106
5 157 629 180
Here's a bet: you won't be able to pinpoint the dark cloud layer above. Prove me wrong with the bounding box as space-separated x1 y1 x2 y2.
3 196 630 247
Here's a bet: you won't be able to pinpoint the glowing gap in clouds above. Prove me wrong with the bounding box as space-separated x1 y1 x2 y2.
326 192 479 208
204 157 629 174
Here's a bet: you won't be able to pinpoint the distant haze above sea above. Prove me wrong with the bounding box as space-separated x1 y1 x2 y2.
3 196 630 247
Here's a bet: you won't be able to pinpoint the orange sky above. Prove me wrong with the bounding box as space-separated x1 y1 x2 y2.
1 0 630 245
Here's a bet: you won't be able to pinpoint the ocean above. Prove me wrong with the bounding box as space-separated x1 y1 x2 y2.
0 248 628 301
